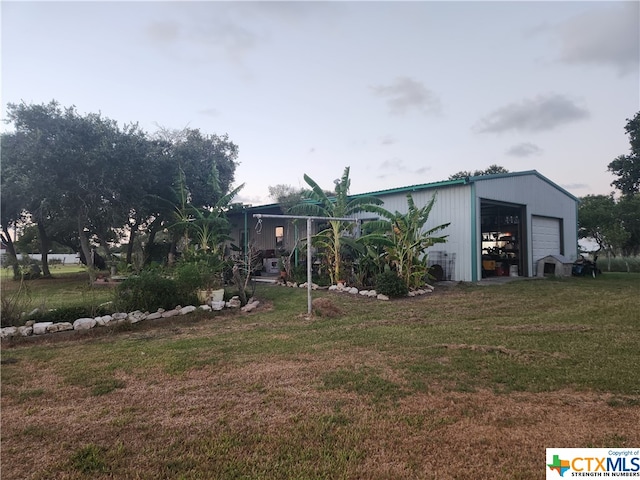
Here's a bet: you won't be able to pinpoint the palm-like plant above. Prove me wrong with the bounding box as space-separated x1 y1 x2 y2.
366 193 450 289
290 167 383 284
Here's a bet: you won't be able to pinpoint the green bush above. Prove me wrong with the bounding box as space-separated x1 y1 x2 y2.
113 270 186 312
172 262 204 298
375 271 409 298
29 305 112 324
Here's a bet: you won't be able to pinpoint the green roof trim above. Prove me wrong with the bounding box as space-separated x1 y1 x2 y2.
233 170 578 213
351 177 469 198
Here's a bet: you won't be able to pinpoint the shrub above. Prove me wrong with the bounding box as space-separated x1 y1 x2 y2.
30 305 111 324
172 262 205 298
375 271 408 298
113 270 185 312
0 281 33 327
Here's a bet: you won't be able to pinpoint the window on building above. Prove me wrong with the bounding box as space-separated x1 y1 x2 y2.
275 226 284 249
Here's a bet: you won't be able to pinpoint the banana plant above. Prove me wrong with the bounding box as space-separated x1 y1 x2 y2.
364 193 450 289
289 166 383 285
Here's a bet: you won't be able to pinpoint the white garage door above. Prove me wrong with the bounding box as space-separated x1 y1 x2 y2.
532 216 561 275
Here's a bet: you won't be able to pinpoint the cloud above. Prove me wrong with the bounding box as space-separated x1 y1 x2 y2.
506 142 543 157
475 94 589 133
371 77 441 116
553 3 639 76
380 158 406 170
377 158 431 179
144 2 342 66
561 183 590 191
198 108 219 117
380 135 397 146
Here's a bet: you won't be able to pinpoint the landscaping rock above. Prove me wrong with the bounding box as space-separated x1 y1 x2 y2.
179 306 196 315
161 309 180 318
95 315 113 326
211 301 225 311
199 304 212 311
112 312 128 321
25 320 35 327
146 311 163 320
328 285 338 291
1 327 18 339
377 294 390 301
47 322 73 333
348 287 359 295
241 300 260 313
128 311 147 323
227 296 242 308
366 290 377 297
359 290 369 296
33 322 53 335
18 326 33 336
73 318 96 330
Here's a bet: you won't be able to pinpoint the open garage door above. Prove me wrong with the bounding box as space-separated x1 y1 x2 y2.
532 216 561 275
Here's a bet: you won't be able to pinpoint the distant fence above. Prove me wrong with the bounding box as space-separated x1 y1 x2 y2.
1 253 81 267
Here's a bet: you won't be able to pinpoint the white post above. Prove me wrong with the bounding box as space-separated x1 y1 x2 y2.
307 218 312 315
253 213 359 318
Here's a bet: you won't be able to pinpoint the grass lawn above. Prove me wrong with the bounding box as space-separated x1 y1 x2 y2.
1 273 639 479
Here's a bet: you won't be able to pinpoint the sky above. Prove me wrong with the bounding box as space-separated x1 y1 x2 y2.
2 1 639 206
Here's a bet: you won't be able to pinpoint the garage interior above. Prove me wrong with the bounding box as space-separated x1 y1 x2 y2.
480 200 526 278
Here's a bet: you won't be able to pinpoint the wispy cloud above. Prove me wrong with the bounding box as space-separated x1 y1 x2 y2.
371 77 441 116
561 183 589 191
380 135 397 146
475 94 589 133
377 158 431 179
198 108 220 117
553 3 639 76
506 142 543 157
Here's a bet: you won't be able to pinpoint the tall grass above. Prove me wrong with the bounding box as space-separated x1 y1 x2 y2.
596 255 640 273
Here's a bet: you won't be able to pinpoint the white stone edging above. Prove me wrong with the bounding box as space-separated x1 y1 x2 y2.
0 296 261 340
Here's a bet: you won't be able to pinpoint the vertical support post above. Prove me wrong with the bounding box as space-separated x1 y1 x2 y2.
243 210 248 269
307 218 312 316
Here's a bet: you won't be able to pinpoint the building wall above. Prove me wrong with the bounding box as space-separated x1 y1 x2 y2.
363 184 473 282
473 173 578 278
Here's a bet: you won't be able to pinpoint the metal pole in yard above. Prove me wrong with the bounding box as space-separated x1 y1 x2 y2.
253 214 359 317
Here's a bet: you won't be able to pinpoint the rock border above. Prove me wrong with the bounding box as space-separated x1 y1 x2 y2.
278 280 435 301
0 296 261 340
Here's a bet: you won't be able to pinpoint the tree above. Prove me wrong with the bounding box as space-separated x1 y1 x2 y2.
448 164 509 180
268 184 311 213
608 112 640 196
617 193 640 256
0 131 29 278
578 194 629 263
289 167 383 284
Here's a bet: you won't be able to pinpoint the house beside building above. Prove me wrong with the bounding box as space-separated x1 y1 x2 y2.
226 170 579 282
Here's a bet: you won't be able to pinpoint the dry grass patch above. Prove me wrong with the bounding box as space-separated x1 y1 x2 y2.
2 275 639 479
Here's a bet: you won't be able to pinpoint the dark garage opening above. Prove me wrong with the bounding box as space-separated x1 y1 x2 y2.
480 200 526 278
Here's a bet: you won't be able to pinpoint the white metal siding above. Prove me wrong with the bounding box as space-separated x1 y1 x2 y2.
474 173 578 277
369 184 473 281
531 216 561 275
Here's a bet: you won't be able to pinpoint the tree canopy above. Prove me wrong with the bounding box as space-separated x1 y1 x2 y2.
608 111 640 196
0 100 240 279
448 164 509 180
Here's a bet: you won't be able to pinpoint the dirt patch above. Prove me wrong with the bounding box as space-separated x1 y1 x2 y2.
312 297 344 318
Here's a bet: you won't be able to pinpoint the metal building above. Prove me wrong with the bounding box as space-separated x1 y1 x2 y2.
228 170 579 282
